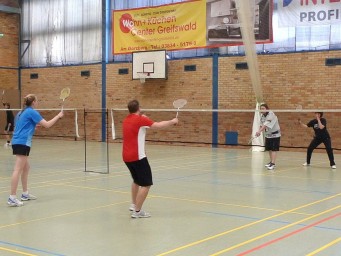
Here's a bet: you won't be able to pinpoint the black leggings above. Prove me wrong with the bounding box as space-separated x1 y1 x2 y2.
306 137 335 166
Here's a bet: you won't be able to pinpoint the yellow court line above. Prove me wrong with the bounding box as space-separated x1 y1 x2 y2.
51 183 312 216
210 205 341 255
306 236 341 256
157 193 341 256
151 194 312 216
0 171 132 194
0 246 37 256
0 200 129 230
51 183 130 195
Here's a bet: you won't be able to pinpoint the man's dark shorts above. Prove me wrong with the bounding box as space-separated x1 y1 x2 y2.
125 157 153 186
265 137 280 151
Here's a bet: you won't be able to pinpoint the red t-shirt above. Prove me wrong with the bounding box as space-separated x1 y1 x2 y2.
122 114 154 162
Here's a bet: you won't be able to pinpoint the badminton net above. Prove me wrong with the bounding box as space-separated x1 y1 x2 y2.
0 108 80 140
111 108 341 150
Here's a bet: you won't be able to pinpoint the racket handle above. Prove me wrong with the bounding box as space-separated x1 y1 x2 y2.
176 108 179 118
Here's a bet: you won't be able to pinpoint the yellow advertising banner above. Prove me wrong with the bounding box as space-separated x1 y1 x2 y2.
113 0 272 54
113 0 206 54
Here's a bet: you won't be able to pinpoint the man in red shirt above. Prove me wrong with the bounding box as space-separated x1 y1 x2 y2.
123 100 178 218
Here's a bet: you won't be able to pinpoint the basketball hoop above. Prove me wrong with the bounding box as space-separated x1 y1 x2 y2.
137 72 150 84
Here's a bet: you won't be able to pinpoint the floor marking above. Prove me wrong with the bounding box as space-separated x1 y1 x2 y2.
210 205 341 255
0 246 37 256
0 240 65 256
156 193 341 256
235 211 341 255
306 236 341 256
48 183 312 216
0 200 130 230
151 194 310 215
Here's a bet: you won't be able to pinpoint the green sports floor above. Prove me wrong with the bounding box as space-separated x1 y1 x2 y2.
0 140 340 256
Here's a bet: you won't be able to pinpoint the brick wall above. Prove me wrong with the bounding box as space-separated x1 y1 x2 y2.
0 11 19 127
218 51 341 150
3 8 341 150
0 12 19 68
19 50 341 151
0 11 19 90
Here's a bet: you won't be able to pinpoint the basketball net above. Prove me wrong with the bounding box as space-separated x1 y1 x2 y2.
137 72 149 84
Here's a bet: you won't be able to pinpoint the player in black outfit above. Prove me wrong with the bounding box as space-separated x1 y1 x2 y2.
3 102 14 146
299 112 336 169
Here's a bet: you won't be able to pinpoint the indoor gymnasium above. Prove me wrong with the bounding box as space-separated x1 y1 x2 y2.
0 0 340 255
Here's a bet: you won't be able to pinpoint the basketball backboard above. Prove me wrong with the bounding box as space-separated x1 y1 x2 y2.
132 50 168 80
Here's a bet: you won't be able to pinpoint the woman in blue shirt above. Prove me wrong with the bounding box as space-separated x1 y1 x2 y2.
8 94 64 207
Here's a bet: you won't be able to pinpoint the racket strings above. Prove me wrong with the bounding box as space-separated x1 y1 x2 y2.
60 87 71 100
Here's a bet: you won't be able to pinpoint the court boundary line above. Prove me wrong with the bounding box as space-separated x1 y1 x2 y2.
0 200 130 230
0 240 65 256
235 211 341 256
210 205 341 255
156 193 341 256
0 246 37 256
306 236 341 256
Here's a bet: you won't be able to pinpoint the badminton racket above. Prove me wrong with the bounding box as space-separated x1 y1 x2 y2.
296 104 303 124
60 87 70 110
173 99 187 118
6 123 11 132
248 135 257 145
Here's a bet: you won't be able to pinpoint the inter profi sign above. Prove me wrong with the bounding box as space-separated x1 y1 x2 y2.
278 0 341 27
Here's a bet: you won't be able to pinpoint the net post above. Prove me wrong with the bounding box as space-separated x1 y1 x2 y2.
84 108 87 172
84 108 109 174
106 108 109 174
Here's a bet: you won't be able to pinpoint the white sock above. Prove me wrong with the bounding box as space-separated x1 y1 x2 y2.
23 191 28 195
10 195 17 199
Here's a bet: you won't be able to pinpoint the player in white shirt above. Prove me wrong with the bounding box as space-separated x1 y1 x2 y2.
256 103 281 170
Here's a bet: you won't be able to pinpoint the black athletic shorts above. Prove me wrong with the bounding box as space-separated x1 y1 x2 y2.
12 144 31 156
5 123 14 132
265 137 280 151
125 157 153 187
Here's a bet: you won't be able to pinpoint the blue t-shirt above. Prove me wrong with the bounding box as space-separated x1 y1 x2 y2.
12 107 43 147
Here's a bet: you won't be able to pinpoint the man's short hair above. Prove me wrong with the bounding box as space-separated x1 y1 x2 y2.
128 100 139 113
260 103 269 110
316 112 323 117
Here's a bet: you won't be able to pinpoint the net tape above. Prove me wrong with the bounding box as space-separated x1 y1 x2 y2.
110 107 341 150
1 108 79 138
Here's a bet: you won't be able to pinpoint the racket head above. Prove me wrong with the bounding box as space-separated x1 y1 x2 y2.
173 99 187 109
60 87 70 101
296 104 302 111
248 136 255 145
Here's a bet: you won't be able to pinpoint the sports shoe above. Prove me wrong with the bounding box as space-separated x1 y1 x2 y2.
21 193 37 201
131 210 151 218
331 165 336 169
265 162 272 167
129 204 135 211
267 163 276 170
303 162 310 166
8 197 24 207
